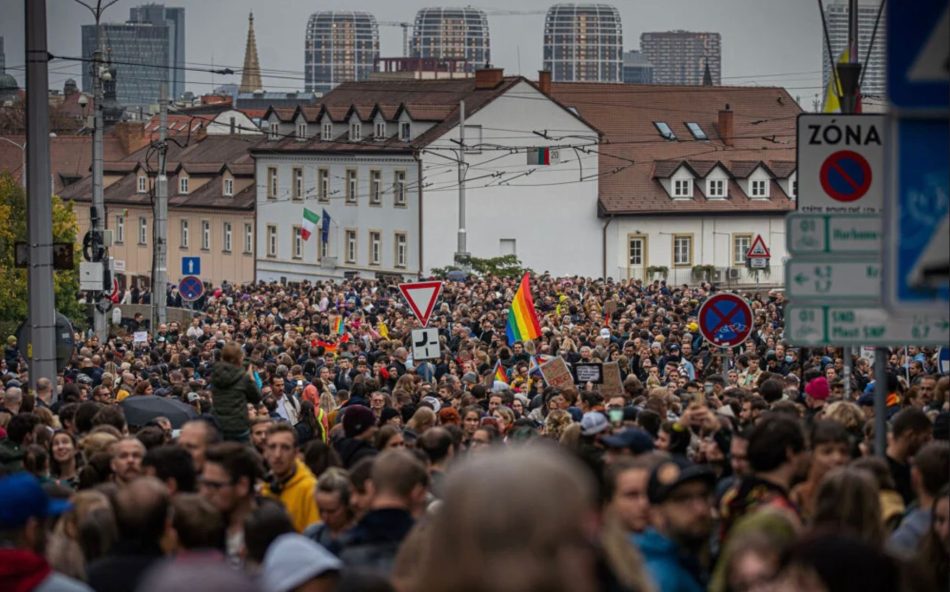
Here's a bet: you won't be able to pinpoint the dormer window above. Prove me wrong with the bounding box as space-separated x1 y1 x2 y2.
673 178 692 198
269 122 279 140
322 121 333 141
137 174 147 193
400 121 411 141
707 178 726 199
179 175 189 195
296 121 307 140
223 177 233 196
750 179 769 198
375 121 386 139
349 121 361 141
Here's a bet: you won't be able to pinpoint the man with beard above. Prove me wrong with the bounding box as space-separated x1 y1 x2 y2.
110 437 146 487
634 458 717 592
200 442 264 563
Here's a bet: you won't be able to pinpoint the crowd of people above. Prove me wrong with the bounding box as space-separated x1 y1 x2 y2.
0 274 947 592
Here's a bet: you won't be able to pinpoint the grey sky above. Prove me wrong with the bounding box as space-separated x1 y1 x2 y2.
2 0 826 104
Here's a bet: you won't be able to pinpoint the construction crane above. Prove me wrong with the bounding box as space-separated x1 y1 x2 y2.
378 21 413 57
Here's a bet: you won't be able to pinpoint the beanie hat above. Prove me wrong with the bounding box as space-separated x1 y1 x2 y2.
377 407 400 426
343 405 376 438
805 377 830 401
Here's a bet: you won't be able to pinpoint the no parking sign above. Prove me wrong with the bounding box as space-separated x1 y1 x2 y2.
698 293 754 348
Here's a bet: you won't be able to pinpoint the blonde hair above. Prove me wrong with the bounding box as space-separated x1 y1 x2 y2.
543 409 573 441
407 406 436 434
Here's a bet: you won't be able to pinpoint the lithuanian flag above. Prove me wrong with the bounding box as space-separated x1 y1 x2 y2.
505 272 541 345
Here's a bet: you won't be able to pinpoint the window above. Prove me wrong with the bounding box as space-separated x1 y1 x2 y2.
266 225 277 257
463 124 483 154
322 122 333 141
137 175 146 193
223 222 232 252
269 122 279 140
673 178 692 198
201 220 211 250
244 223 253 254
179 176 189 195
399 121 411 141
180 219 189 248
138 217 148 245
393 171 406 206
267 167 278 199
733 234 752 266
115 215 125 244
369 170 382 205
345 169 357 204
318 168 330 202
673 235 693 267
292 226 303 259
685 122 707 140
628 236 644 266
750 179 769 198
345 229 357 263
499 238 517 256
223 177 234 196
296 121 307 140
707 178 726 198
349 122 361 141
292 167 303 200
654 121 676 140
394 232 407 268
369 231 381 265
375 121 386 139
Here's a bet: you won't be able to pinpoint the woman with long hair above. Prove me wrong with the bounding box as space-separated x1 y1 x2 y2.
811 466 884 547
49 429 82 489
917 484 949 589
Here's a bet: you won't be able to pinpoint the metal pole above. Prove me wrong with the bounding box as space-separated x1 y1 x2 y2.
153 84 168 328
25 0 57 392
91 13 107 341
455 99 467 265
874 346 887 456
843 346 853 399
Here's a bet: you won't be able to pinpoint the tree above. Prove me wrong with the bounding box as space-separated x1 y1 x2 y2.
431 254 529 280
0 172 84 338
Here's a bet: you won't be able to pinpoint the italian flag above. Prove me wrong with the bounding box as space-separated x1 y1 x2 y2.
301 208 319 241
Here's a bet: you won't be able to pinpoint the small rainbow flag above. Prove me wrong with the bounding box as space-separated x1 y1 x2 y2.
494 361 509 384
331 315 345 335
505 273 541 345
528 355 542 377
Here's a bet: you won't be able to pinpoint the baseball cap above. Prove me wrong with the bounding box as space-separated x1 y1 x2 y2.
601 428 655 454
0 473 72 529
647 457 716 504
421 395 442 413
262 533 342 592
580 412 610 436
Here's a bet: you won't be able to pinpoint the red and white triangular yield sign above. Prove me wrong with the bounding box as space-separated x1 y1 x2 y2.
747 234 771 259
399 281 443 327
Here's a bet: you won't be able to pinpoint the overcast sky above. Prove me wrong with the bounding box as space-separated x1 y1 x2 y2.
2 0 826 104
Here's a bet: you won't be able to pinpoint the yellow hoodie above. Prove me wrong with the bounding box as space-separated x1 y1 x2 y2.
261 459 320 532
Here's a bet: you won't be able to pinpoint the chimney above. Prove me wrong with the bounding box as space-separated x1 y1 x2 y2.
114 121 148 155
718 103 734 146
538 70 551 95
475 67 504 89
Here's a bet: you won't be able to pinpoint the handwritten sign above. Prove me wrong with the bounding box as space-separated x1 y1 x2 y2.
601 362 623 397
540 357 574 390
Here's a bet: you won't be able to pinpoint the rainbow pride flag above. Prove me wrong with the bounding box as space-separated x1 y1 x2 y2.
331 315 345 335
494 360 509 384
505 273 541 345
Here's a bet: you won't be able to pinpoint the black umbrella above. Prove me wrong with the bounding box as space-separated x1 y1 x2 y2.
120 395 198 429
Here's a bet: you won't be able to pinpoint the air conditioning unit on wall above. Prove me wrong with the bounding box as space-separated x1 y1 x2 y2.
727 268 741 280
713 268 724 282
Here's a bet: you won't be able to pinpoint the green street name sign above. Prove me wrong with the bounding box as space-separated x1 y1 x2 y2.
786 213 881 255
787 305 950 346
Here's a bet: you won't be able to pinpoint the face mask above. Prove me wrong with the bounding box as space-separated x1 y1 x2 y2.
785 356 794 364
704 384 714 394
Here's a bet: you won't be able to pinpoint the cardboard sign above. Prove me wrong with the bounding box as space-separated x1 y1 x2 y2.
540 357 574 390
133 331 148 343
574 362 603 384
601 361 623 398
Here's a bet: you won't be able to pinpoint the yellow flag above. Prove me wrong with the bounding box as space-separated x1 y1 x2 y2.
823 48 849 113
378 321 389 339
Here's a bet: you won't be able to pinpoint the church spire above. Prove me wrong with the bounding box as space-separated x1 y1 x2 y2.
702 59 714 86
240 12 262 93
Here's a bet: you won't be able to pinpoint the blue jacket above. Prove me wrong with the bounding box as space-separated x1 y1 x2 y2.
633 529 705 592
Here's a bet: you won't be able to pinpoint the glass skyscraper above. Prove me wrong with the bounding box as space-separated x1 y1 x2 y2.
640 31 721 86
304 12 380 94
411 7 490 73
543 4 623 83
129 4 186 100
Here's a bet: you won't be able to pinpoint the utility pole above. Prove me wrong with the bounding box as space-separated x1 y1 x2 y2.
152 84 168 328
455 100 468 266
91 9 108 340
25 0 57 391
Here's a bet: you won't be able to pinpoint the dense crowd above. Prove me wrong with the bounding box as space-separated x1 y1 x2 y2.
0 275 947 592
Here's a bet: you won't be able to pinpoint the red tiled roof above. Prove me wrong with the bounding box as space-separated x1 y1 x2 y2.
550 83 801 215
0 134 127 194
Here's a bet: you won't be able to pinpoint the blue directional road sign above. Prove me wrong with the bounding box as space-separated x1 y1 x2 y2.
887 0 949 111
178 275 205 302
697 293 754 348
182 256 201 276
939 347 950 374
884 120 950 312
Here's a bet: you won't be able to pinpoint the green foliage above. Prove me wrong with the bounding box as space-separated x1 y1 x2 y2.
646 265 669 278
0 173 85 337
431 254 529 279
691 264 717 281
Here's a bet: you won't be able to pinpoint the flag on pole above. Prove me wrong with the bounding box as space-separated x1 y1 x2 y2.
505 273 542 345
301 208 320 241
377 321 389 339
822 48 862 113
494 360 509 384
528 355 543 377
331 315 345 335
321 209 331 244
